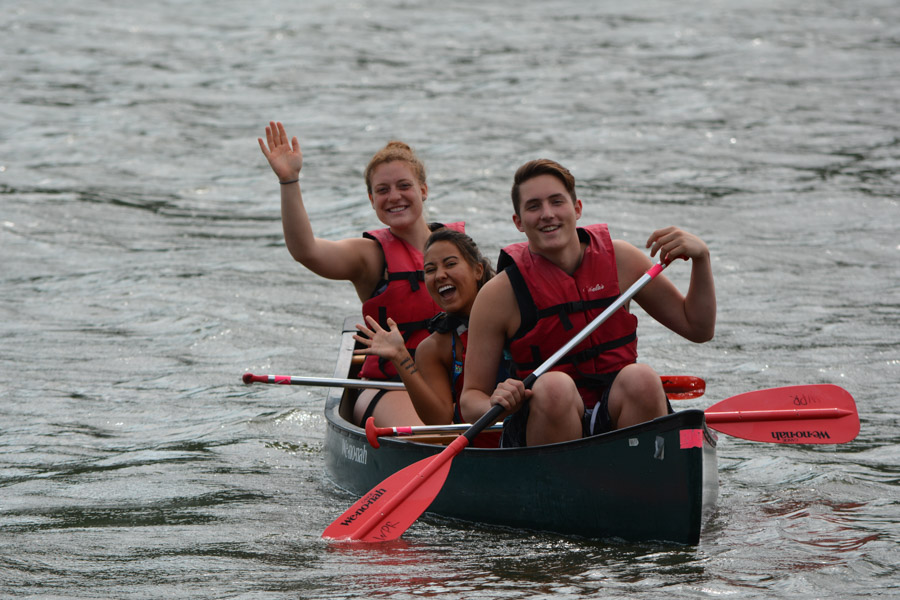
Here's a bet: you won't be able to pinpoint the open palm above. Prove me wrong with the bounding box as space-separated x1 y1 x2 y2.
258 121 303 181
353 316 406 362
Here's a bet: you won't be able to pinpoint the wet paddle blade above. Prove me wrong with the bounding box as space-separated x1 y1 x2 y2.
322 437 466 542
704 384 859 444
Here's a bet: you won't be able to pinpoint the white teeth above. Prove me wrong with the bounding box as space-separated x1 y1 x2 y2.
540 224 560 232
438 284 454 294
388 206 407 213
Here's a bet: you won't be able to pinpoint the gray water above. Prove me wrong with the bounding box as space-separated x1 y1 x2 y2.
2 1 898 598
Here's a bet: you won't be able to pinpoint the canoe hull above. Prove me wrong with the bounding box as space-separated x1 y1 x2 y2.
323 318 717 544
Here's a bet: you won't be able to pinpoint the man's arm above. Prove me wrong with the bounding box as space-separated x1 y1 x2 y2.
615 227 716 343
459 272 530 423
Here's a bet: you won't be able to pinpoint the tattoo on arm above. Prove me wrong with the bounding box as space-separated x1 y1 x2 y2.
399 356 418 375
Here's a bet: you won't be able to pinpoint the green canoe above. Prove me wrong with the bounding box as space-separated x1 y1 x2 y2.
323 317 718 544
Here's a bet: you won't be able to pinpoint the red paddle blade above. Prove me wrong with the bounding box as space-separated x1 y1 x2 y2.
322 437 467 542
662 375 706 400
704 384 859 444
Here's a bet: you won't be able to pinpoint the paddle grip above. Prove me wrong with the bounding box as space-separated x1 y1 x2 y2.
522 373 537 390
365 417 385 449
463 403 505 444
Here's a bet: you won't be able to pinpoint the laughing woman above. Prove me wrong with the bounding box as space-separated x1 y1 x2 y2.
353 229 499 425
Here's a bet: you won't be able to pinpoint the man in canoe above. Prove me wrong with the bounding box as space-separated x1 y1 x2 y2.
459 159 716 447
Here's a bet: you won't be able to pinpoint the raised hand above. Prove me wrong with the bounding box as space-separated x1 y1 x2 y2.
645 226 710 263
258 121 303 182
353 316 407 363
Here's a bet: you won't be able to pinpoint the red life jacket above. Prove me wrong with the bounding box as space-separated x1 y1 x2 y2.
358 221 465 380
499 224 638 407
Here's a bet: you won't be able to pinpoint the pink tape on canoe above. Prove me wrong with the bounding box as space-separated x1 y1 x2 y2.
680 429 704 449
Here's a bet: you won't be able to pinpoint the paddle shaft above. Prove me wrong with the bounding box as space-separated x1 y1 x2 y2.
242 373 405 390
243 372 703 397
705 407 854 424
370 422 502 437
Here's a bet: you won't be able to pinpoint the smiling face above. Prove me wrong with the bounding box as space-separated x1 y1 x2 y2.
368 160 427 230
512 173 582 256
424 240 484 317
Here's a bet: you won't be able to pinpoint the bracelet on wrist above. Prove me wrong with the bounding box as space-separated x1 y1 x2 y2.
279 178 299 185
